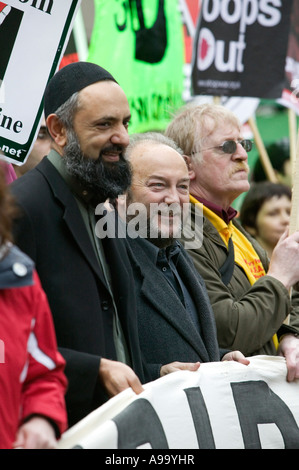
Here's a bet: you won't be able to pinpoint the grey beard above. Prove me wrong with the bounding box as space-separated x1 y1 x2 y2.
62 129 132 206
146 217 181 248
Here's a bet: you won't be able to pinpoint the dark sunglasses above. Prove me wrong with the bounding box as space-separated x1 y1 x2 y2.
202 139 253 154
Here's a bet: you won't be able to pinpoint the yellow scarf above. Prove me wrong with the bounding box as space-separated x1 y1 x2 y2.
190 195 279 349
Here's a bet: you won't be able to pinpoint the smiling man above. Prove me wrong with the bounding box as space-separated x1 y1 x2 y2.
126 134 190 246
166 102 299 382
124 132 249 379
10 62 147 427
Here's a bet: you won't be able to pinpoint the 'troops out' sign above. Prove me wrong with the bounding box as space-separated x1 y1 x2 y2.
191 0 293 99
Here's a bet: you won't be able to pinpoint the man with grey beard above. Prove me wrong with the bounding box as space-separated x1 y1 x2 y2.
10 62 146 427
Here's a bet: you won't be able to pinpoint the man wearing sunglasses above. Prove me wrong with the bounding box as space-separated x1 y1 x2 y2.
166 102 299 382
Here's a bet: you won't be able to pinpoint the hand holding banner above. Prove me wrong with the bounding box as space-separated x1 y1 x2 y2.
58 356 299 449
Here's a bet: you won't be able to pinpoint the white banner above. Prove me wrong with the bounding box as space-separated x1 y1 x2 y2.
58 356 299 450
0 0 81 165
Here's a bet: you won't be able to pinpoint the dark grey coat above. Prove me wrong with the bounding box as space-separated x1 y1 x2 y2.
125 237 224 379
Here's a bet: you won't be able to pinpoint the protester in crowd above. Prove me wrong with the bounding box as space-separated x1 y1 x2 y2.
10 61 148 427
165 103 299 381
10 62 201 427
13 117 52 178
0 166 67 449
239 181 292 258
122 132 249 376
252 137 291 186
0 160 17 184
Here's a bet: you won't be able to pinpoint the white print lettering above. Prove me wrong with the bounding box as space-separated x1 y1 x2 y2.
105 454 195 465
105 455 139 467
18 0 53 15
94 201 204 250
202 0 281 33
148 455 195 464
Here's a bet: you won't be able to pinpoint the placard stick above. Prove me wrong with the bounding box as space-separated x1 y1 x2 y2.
248 116 278 183
249 116 294 325
289 126 299 235
288 108 297 184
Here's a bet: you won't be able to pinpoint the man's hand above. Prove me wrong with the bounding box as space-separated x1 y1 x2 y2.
268 230 299 290
160 361 200 377
278 334 299 382
13 416 57 449
99 358 144 397
222 351 250 365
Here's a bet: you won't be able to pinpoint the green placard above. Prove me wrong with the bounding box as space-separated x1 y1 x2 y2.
88 0 184 134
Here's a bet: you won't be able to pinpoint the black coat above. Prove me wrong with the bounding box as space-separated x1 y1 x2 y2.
126 237 222 379
10 157 146 426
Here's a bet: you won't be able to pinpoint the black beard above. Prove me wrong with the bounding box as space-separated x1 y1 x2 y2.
62 129 132 206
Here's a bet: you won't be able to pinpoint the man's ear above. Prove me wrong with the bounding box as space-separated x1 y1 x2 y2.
183 155 196 180
46 114 67 148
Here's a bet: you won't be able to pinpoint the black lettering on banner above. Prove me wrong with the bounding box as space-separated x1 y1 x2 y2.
112 398 169 449
184 386 216 449
18 0 53 15
231 380 299 449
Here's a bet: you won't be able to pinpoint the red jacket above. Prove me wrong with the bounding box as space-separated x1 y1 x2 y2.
0 245 67 448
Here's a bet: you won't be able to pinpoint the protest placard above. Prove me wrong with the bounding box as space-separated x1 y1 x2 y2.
88 0 184 134
191 0 293 99
0 0 81 165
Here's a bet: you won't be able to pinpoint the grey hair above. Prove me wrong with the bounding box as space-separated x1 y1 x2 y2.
125 131 184 161
54 92 80 129
166 102 241 163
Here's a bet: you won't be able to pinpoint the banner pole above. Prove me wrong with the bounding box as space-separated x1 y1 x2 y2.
288 108 297 185
248 116 278 183
283 119 299 326
72 7 89 61
289 126 299 235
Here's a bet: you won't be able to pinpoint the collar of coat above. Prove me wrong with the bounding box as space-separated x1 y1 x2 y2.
0 243 34 289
